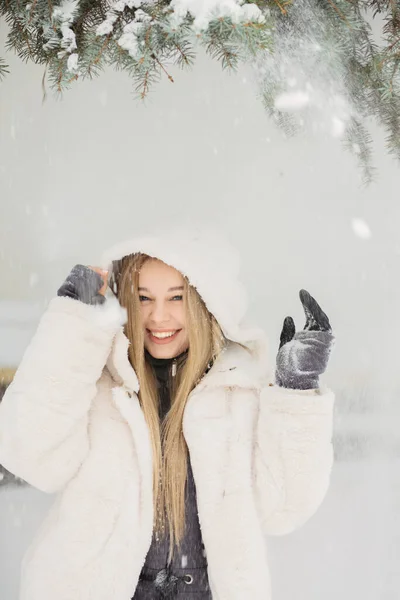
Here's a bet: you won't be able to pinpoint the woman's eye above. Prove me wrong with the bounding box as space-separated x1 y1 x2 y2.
139 295 182 302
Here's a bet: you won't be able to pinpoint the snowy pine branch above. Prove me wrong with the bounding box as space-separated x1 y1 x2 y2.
1 0 400 180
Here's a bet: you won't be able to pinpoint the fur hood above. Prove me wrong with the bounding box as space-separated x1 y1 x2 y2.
100 224 269 373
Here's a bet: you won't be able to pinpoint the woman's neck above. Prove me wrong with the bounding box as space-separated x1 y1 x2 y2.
144 348 188 365
144 348 188 382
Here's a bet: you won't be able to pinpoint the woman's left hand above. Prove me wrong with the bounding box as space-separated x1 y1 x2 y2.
275 289 334 390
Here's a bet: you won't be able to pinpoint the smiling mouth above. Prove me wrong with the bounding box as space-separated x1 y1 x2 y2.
147 329 181 343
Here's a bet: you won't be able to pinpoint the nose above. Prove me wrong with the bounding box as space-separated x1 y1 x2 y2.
150 300 171 324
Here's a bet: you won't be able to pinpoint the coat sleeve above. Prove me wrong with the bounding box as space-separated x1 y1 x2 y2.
0 295 126 494
253 384 334 535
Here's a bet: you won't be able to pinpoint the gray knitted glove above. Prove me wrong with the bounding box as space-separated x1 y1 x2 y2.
57 264 106 305
275 289 334 390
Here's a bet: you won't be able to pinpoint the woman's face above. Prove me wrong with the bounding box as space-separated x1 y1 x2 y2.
138 259 189 359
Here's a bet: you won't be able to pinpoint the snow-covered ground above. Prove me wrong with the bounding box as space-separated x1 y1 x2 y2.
1 457 398 600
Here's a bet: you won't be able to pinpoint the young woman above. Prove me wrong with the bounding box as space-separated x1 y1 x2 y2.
0 227 335 600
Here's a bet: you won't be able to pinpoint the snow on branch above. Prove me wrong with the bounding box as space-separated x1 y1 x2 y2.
1 0 400 182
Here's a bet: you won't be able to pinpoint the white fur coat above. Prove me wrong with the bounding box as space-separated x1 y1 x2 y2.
0 228 334 600
0 296 334 600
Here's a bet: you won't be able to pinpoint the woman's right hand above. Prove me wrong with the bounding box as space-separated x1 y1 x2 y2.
57 265 108 305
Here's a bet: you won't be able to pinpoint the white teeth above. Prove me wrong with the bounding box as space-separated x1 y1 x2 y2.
150 331 177 339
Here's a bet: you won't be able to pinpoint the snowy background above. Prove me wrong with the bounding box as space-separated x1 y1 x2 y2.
1 17 400 600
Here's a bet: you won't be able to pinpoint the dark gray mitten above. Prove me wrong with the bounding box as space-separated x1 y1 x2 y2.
57 264 106 305
275 289 334 390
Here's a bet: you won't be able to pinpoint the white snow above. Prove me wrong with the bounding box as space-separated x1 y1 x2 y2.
99 0 265 48
53 0 79 23
331 116 346 138
59 25 77 53
253 0 356 142
351 218 371 240
118 20 147 59
67 52 79 73
52 0 79 58
170 0 265 31
96 1 146 37
117 34 140 58
272 84 352 139
96 14 119 36
274 91 310 112
274 89 350 141
114 0 129 10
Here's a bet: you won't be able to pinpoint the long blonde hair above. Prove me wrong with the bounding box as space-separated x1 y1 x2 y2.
109 252 227 563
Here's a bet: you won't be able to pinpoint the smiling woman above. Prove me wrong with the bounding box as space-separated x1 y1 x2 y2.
0 227 334 600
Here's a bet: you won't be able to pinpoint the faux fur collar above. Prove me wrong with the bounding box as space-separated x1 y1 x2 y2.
106 330 270 395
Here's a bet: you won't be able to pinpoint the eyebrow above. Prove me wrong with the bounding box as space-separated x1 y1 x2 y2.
138 286 184 292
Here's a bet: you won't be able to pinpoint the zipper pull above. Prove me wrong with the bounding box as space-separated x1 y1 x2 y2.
172 359 177 377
